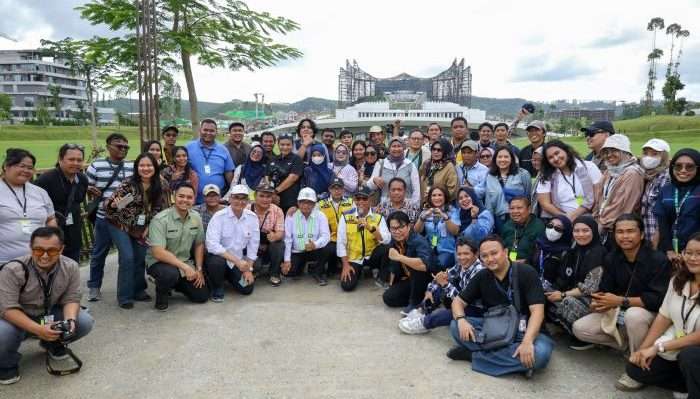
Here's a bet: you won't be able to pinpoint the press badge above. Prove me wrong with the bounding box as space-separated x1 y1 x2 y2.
676 330 686 339
20 219 32 234
136 214 146 226
65 213 74 226
509 250 518 262
41 314 55 325
431 235 438 247
576 195 584 206
519 318 527 333
204 164 211 175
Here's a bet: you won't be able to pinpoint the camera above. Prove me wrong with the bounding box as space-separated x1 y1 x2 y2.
51 320 74 341
522 102 536 114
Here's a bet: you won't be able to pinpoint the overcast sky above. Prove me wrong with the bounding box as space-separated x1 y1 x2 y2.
1 0 699 105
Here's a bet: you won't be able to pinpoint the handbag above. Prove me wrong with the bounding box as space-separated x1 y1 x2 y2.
86 163 124 224
478 263 522 350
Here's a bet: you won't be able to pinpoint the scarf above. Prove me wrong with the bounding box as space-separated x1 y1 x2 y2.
642 152 670 181
388 138 406 168
606 154 638 178
242 144 267 189
333 143 350 168
423 139 453 177
304 143 333 194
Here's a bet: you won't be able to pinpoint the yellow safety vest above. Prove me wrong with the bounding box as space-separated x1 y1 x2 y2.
343 212 383 261
318 197 354 241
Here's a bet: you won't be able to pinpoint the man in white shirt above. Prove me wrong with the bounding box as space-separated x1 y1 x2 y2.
281 188 330 280
337 186 391 292
205 184 260 302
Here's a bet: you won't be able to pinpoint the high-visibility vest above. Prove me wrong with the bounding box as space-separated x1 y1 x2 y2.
318 197 354 241
343 211 383 261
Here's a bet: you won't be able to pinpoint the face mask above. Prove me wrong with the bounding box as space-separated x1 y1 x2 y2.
545 228 563 242
311 156 325 165
640 156 661 170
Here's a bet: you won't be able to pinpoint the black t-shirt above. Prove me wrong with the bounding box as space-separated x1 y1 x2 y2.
34 168 88 250
458 263 545 318
269 153 304 211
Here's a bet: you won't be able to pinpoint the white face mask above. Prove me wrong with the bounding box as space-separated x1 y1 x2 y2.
640 156 661 170
311 156 325 165
545 227 563 242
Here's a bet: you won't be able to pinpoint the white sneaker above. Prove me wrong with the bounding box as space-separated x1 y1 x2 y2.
614 372 644 391
87 287 102 302
404 308 423 320
672 392 688 399
398 315 429 334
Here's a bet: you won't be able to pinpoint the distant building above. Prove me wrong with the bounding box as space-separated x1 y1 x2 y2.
335 100 485 123
0 49 115 123
547 108 615 121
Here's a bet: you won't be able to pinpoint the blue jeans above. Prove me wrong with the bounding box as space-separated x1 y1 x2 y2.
106 223 148 304
0 307 94 370
87 217 112 290
424 306 482 330
436 251 455 271
449 316 553 376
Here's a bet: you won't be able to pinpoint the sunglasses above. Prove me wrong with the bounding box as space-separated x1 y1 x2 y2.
480 154 491 158
32 247 62 257
112 144 130 151
389 224 408 232
431 148 443 152
365 151 377 156
64 143 85 151
674 163 697 172
546 223 564 233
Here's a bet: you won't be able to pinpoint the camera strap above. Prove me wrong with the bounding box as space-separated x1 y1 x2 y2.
46 346 83 376
29 260 58 319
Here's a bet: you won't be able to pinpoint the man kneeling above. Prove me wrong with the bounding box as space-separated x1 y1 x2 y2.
0 227 94 385
147 183 208 311
448 235 553 378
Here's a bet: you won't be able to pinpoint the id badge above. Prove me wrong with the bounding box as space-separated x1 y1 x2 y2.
576 195 584 207
519 318 527 333
676 330 686 339
431 235 438 247
239 275 249 288
673 238 679 253
42 314 55 325
65 213 74 226
136 214 146 226
204 164 212 175
509 250 518 262
20 219 32 235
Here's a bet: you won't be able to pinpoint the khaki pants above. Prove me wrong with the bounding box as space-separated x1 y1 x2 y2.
572 307 656 352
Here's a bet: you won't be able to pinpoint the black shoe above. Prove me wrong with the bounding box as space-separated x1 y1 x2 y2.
0 367 20 385
47 344 69 361
134 292 152 302
319 274 328 286
524 369 534 379
155 292 168 312
119 302 134 310
446 346 472 361
569 337 596 351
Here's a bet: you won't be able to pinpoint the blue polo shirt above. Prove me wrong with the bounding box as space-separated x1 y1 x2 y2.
186 139 235 203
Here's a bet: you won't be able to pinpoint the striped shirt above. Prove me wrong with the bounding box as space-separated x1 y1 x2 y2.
86 158 134 218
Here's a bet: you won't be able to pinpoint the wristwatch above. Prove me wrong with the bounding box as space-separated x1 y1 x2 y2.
656 342 666 353
369 226 376 233
455 315 466 321
621 297 630 309
561 292 567 299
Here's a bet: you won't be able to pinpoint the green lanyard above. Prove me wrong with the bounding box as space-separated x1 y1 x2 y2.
673 188 692 252
294 211 316 250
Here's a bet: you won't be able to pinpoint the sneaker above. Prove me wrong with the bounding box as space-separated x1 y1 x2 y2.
615 372 645 391
46 345 70 361
118 302 134 310
211 287 225 303
398 315 428 334
319 275 328 286
155 292 168 312
269 276 281 287
404 308 423 320
87 287 102 302
524 369 535 380
400 304 416 317
446 346 472 361
0 368 20 385
672 392 688 399
568 337 596 351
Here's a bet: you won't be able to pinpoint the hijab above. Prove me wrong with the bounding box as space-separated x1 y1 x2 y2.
536 214 573 254
557 215 606 290
333 143 350 168
670 148 700 188
304 143 333 194
388 138 406 168
424 139 453 175
457 187 484 232
242 143 267 189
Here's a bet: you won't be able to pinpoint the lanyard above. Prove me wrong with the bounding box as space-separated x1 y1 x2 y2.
562 172 577 196
681 295 698 333
674 188 692 219
3 178 27 217
30 261 58 317
407 150 422 167
200 144 214 163
252 204 270 230
331 200 341 222
494 265 514 302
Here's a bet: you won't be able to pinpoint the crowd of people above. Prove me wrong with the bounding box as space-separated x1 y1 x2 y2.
1 112 699 398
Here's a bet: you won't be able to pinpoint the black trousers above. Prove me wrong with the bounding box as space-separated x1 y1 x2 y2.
383 270 432 308
341 245 388 292
204 254 255 295
147 262 209 303
318 241 338 276
626 346 700 396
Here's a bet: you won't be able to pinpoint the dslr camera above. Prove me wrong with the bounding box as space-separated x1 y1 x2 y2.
51 320 74 341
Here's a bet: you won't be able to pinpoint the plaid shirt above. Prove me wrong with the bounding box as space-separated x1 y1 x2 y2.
641 172 670 242
427 259 484 303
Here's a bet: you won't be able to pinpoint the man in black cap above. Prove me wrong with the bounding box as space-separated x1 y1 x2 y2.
519 120 546 176
337 185 391 291
162 125 179 165
582 121 615 172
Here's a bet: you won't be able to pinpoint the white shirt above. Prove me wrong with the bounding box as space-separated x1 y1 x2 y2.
283 210 331 261
336 209 391 263
536 160 602 214
206 207 260 262
657 278 700 361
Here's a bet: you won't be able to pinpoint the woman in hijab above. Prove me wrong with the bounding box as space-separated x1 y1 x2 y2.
531 214 573 289
233 143 268 193
638 139 671 248
302 143 333 198
332 143 358 195
544 215 606 349
452 187 494 243
419 138 458 206
656 148 700 261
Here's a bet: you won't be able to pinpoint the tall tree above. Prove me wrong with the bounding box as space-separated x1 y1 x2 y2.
662 74 684 114
673 29 690 76
78 0 303 132
644 17 665 113
665 23 681 79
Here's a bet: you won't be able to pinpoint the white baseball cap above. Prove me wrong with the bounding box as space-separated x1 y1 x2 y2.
297 187 317 202
601 134 632 154
227 184 249 197
642 138 671 153
202 184 221 196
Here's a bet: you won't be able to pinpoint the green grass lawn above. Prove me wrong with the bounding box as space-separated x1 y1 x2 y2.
1 115 700 169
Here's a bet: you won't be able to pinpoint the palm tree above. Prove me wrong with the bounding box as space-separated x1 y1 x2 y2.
665 23 681 78
644 17 665 112
673 29 691 76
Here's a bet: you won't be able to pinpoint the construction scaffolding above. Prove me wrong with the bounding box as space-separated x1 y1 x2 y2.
135 0 160 145
338 58 472 108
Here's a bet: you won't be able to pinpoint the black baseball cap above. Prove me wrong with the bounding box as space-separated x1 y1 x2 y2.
162 125 179 135
354 185 372 198
581 121 615 136
329 177 345 188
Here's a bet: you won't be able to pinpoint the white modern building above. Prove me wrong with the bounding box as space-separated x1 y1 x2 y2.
335 98 486 123
0 49 115 123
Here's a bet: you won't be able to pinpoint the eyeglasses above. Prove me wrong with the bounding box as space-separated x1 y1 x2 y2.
683 251 700 259
546 223 564 233
389 224 408 232
480 154 491 159
111 144 130 151
365 151 377 156
336 150 348 155
32 247 62 257
674 163 697 173
12 163 35 171
431 148 443 153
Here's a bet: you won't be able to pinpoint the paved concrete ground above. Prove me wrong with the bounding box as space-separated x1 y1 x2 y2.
3 255 669 399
